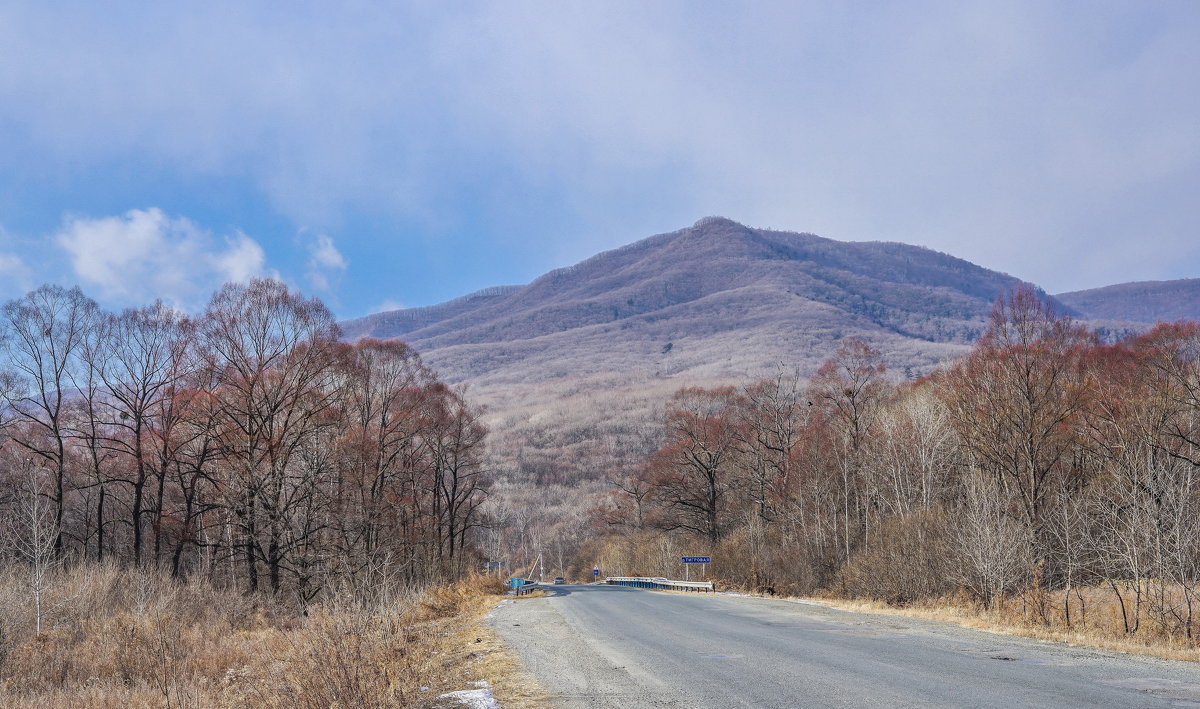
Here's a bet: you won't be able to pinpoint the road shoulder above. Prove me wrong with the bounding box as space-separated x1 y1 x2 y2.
491 592 684 709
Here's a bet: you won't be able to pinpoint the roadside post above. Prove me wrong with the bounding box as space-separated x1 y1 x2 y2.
681 556 712 581
593 567 600 580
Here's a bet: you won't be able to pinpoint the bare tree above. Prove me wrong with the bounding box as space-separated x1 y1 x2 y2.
645 387 744 545
953 471 1032 609
200 278 342 593
809 338 888 559
1 285 99 556
873 386 956 518
84 302 195 565
426 386 489 577
334 339 434 579
940 287 1092 561
5 458 59 634
738 368 809 524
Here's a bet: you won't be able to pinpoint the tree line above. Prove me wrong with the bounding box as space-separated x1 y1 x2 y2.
0 279 489 601
593 287 1200 641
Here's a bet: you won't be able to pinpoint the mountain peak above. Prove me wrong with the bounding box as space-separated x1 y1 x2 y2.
691 215 747 230
342 218 1038 356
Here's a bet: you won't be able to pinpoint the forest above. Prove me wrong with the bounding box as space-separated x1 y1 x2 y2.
587 287 1200 647
0 278 491 600
0 279 506 707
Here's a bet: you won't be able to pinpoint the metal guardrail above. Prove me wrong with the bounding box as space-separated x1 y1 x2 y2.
604 576 715 592
514 580 540 596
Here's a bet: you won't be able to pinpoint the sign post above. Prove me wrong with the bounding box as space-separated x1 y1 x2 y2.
593 568 600 580
681 556 712 581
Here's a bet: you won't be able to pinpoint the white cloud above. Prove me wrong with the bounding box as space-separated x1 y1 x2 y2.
55 208 268 309
310 234 347 270
3 4 1200 296
372 298 405 314
305 233 347 292
214 233 267 284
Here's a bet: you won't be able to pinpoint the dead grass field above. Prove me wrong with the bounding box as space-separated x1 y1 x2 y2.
804 587 1200 664
0 563 546 708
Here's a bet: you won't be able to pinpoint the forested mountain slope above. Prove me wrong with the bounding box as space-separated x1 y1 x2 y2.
343 216 1048 387
1055 278 1200 324
341 218 1068 542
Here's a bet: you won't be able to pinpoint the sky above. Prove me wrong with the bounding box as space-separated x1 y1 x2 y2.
1 1 1198 319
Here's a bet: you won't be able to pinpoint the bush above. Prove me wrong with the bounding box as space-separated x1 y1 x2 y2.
837 509 956 604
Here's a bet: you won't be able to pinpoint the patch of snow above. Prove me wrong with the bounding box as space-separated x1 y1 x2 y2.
438 680 499 709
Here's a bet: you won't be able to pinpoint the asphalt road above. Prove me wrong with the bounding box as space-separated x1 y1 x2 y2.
492 584 1200 708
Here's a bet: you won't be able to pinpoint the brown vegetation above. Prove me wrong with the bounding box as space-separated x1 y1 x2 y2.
0 280 490 599
337 220 1198 594
344 217 1022 570
811 587 1200 664
0 279 528 705
587 286 1200 652
0 563 531 708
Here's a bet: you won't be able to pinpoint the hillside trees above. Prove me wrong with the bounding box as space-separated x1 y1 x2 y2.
0 279 492 600
595 288 1200 643
938 287 1094 561
332 338 434 588
83 301 195 565
737 370 808 525
0 285 99 557
201 279 343 593
644 387 743 545
809 338 888 560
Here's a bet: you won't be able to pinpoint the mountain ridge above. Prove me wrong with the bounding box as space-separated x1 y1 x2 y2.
1055 278 1200 324
342 217 1048 376
339 217 1199 541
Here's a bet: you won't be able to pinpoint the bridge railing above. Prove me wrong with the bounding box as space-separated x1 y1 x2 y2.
604 576 715 592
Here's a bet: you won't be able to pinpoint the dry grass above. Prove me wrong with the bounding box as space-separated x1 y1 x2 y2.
801 588 1200 664
0 563 544 708
513 589 547 599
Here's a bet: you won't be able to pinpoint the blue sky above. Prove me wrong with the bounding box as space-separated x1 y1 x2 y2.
1 2 1198 318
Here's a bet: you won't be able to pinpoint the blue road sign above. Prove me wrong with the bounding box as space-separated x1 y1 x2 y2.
681 556 712 564
593 568 600 576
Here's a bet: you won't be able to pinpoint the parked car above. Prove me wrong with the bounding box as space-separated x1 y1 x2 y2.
553 577 565 584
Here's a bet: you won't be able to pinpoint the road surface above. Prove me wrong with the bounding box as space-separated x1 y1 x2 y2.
492 583 1200 708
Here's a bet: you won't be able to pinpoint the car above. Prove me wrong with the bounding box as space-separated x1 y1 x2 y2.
553 577 565 584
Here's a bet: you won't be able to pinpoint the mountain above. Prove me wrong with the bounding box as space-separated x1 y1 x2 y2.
341 218 1062 532
343 217 1047 386
1054 279 1200 324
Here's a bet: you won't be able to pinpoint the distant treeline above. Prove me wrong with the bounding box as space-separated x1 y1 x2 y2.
0 280 489 600
590 287 1200 641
